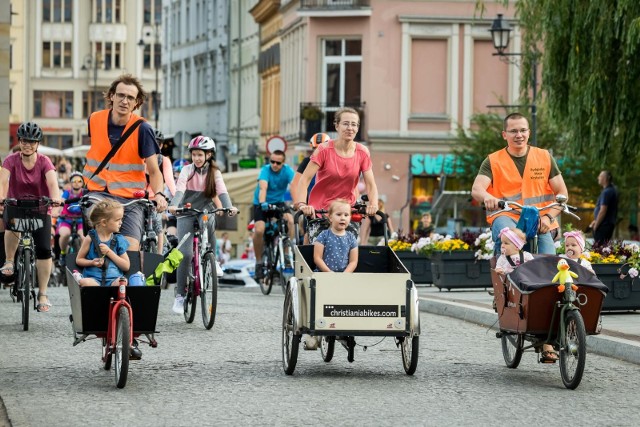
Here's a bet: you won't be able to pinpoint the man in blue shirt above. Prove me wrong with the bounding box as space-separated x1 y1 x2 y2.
252 150 295 279
591 170 618 245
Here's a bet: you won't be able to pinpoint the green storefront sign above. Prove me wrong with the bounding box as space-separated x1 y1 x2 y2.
238 158 258 169
410 154 464 175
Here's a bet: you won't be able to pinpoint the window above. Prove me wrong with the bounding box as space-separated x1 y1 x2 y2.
42 0 72 23
144 0 162 24
42 42 72 69
95 42 122 70
94 0 122 23
323 39 362 107
43 135 73 150
34 91 74 118
142 43 161 70
83 91 106 118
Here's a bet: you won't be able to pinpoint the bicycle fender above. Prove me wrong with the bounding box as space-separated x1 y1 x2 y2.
290 277 300 334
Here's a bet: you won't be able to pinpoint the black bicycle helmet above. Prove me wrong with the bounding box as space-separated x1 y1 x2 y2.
154 129 164 142
17 121 43 142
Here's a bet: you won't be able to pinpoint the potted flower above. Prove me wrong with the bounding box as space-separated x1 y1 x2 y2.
426 229 493 290
389 232 433 284
560 239 640 311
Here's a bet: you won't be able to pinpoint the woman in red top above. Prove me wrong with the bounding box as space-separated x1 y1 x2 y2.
294 107 379 242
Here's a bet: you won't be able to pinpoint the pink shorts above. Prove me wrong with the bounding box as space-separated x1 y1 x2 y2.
56 219 84 234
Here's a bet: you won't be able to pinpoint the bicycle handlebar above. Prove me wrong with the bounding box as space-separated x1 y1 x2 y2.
173 206 239 217
490 199 580 221
3 196 60 207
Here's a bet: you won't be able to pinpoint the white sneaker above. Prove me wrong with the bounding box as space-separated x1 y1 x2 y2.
216 261 223 277
172 295 185 314
303 334 318 350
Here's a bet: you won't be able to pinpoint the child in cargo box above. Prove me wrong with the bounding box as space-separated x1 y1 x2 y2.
313 199 358 273
494 226 534 275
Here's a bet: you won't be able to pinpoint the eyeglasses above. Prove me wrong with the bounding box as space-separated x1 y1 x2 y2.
114 92 137 103
340 121 359 128
506 128 530 136
19 140 39 146
270 160 283 165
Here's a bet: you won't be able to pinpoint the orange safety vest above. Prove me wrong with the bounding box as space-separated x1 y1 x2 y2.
485 147 558 228
83 110 147 198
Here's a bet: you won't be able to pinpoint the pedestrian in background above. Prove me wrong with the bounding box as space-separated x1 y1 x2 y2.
590 170 618 245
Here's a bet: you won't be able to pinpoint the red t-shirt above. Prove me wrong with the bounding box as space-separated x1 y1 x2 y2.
308 141 372 210
3 152 56 199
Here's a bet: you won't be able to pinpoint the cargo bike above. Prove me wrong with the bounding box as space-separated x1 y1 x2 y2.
281 210 421 375
489 198 608 389
66 251 164 388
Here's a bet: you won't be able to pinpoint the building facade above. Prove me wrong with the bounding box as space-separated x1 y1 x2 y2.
259 0 520 231
8 0 163 152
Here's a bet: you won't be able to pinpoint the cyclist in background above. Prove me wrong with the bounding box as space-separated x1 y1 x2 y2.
145 129 176 253
252 150 295 280
168 136 238 313
0 121 62 312
290 132 330 204
55 171 86 266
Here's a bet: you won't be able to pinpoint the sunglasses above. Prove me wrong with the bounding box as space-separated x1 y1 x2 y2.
71 180 84 184
270 160 283 165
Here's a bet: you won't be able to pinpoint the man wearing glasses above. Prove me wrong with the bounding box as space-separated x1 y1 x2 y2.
471 112 568 255
83 74 167 252
252 150 295 280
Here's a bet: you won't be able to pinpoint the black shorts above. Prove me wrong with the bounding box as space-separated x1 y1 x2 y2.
252 203 287 223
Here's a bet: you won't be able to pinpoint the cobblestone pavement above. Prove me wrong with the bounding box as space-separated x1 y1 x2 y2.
1 285 639 426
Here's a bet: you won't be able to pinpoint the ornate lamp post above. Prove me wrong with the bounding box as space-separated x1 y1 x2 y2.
489 14 538 146
81 53 103 113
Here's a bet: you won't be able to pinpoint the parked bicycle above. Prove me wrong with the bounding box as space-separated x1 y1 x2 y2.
259 204 295 296
173 204 237 329
3 197 59 331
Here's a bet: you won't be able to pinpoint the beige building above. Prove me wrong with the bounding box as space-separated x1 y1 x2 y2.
8 0 162 154
0 5 9 154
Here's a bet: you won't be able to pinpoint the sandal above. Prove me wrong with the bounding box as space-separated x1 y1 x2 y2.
540 350 559 363
36 293 52 313
1 260 15 276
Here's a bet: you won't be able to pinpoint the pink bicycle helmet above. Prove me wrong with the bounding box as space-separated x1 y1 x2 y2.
309 132 330 149
188 136 216 154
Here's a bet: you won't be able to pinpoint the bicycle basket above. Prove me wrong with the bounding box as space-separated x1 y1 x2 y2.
4 199 49 232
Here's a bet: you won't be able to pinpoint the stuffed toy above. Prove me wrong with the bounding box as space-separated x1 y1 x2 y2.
552 258 579 293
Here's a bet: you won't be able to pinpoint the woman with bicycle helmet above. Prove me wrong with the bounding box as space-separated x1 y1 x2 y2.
168 136 238 313
0 121 62 312
55 171 86 266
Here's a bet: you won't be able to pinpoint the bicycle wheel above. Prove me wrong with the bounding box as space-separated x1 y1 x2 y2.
501 332 524 369
260 244 274 295
21 250 32 331
114 306 130 388
282 286 300 375
279 238 296 294
183 262 197 323
559 310 587 389
401 335 419 375
320 336 335 362
144 239 158 255
200 252 218 330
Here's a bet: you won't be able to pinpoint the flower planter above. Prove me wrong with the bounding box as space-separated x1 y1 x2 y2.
592 263 640 311
430 250 492 290
394 251 432 284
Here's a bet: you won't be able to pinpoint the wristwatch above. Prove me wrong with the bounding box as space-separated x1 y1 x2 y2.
544 213 556 223
154 192 168 200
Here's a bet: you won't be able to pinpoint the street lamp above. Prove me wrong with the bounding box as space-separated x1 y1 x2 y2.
489 13 539 146
138 21 161 129
81 53 102 113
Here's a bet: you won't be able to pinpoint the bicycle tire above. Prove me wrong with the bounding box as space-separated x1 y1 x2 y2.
183 261 197 323
200 252 219 330
103 338 112 370
144 240 158 255
560 310 587 389
401 335 419 375
501 332 524 368
22 249 32 331
259 243 274 295
114 306 130 388
282 285 300 375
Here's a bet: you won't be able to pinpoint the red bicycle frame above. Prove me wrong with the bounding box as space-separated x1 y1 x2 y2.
103 283 133 363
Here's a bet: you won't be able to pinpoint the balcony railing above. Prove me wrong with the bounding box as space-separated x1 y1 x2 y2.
299 102 366 142
299 0 371 10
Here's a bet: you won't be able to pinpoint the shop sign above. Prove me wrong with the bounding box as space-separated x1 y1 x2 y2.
410 154 463 176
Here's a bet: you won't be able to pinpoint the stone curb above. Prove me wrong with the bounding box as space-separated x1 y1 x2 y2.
419 297 640 366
